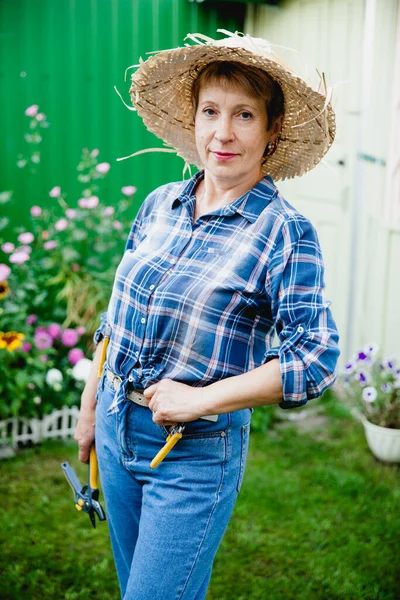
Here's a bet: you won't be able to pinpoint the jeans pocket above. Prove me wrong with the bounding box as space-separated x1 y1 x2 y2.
236 422 250 493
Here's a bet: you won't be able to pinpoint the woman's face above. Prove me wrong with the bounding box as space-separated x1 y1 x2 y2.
194 80 279 186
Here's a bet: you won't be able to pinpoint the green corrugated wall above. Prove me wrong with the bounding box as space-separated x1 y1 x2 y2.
0 0 244 228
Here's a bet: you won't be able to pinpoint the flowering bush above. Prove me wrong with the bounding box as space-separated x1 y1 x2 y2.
343 344 400 429
0 105 138 419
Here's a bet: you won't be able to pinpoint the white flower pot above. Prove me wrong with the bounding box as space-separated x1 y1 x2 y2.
361 417 400 463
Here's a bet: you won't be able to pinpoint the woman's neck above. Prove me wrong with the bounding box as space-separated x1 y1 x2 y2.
197 168 264 209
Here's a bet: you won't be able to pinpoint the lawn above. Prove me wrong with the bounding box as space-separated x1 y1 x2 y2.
0 409 399 600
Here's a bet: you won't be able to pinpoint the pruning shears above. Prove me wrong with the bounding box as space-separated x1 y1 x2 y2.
61 445 106 528
97 327 183 469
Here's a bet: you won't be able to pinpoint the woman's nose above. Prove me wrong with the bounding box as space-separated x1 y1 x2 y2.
214 117 234 143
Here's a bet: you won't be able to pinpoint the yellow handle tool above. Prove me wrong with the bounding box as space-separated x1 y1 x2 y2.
97 335 110 378
150 424 185 469
89 445 99 490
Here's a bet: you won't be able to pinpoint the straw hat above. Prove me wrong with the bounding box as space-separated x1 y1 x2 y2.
128 31 335 181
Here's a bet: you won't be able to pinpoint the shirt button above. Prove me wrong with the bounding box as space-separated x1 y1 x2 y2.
297 326 304 333
170 258 176 264
149 284 155 290
128 374 133 382
141 318 146 324
134 351 139 357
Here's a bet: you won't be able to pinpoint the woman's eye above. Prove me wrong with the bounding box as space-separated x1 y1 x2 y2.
240 112 252 120
203 108 216 116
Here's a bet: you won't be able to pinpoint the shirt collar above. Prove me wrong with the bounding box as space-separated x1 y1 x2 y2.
171 171 278 224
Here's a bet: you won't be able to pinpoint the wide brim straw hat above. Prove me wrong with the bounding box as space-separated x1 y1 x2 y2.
126 30 335 181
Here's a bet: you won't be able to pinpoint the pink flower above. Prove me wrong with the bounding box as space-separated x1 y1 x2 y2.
22 342 32 353
26 314 38 325
76 325 86 335
121 186 137 197
44 240 58 250
28 382 35 389
47 323 62 339
86 196 99 209
42 230 50 240
104 206 115 216
113 221 122 231
91 149 99 158
10 251 30 264
49 186 61 198
34 330 53 350
65 208 77 219
25 104 39 117
61 328 79 347
96 162 111 175
36 113 45 121
30 205 42 216
55 218 68 231
0 264 11 280
34 395 42 403
68 348 85 366
38 356 48 364
18 232 34 244
78 198 88 208
71 263 80 272
17 246 32 254
1 242 15 253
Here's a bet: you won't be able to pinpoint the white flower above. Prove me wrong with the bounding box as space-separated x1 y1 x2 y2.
72 358 92 382
45 368 63 386
364 343 379 357
362 387 377 403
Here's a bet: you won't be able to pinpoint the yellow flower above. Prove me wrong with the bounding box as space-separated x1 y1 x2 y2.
0 281 9 299
0 331 25 352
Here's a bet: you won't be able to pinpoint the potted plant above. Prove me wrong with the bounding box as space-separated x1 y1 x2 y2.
343 344 400 463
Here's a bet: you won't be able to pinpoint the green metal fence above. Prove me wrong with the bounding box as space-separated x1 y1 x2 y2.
0 0 244 229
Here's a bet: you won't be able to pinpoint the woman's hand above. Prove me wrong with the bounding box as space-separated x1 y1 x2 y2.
74 404 96 463
143 379 206 426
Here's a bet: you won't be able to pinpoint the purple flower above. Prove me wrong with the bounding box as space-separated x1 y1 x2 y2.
121 186 137 197
76 325 86 336
22 342 32 353
43 240 58 250
26 314 38 325
96 162 110 175
86 196 99 209
10 251 30 264
381 383 393 393
357 351 368 361
18 232 34 244
55 218 68 231
61 328 79 347
47 323 62 339
25 104 39 117
0 264 11 280
356 371 368 384
30 205 42 217
68 348 85 366
1 242 15 254
34 330 53 350
49 186 61 198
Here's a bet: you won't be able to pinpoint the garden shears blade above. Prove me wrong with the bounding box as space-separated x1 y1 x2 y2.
61 446 106 528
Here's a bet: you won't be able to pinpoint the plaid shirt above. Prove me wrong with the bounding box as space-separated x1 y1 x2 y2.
94 170 339 411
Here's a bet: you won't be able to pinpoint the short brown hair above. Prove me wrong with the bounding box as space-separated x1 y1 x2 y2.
191 61 284 130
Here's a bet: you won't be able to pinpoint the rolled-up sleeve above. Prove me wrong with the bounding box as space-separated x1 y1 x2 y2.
263 217 340 409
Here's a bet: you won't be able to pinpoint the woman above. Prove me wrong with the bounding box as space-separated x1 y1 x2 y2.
75 32 339 600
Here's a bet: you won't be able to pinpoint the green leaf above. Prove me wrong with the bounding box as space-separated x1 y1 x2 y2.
0 217 9 231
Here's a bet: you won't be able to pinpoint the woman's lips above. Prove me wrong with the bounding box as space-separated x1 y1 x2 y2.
212 151 238 161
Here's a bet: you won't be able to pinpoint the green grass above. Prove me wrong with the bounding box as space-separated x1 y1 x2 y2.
0 414 399 600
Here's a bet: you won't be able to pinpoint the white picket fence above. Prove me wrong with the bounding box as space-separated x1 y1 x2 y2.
0 406 80 447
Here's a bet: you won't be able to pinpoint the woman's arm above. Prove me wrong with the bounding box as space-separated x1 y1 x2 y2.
74 341 104 463
201 357 283 414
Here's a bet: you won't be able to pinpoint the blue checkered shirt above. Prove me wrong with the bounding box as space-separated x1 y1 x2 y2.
94 170 340 411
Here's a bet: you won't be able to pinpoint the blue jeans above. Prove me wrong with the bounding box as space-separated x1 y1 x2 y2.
95 371 252 600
